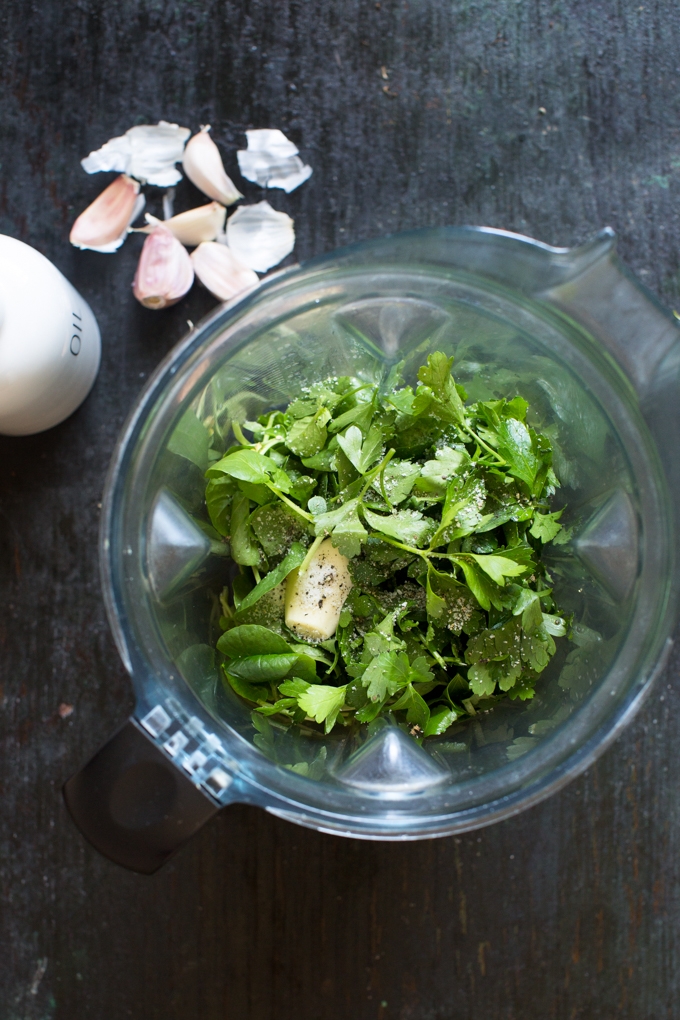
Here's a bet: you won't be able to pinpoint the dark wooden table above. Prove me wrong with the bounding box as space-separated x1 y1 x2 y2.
2 2 680 1017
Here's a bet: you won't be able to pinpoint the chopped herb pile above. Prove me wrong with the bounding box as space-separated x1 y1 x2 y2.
206 352 569 740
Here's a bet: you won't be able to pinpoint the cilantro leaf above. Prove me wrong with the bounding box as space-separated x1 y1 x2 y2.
391 684 430 730
363 507 435 547
314 497 368 558
417 447 469 494
417 352 466 423
371 459 420 504
529 510 563 543
337 424 384 474
463 552 529 586
297 684 347 732
494 418 544 492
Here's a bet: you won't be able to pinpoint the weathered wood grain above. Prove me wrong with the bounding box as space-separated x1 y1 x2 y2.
1 1 680 1017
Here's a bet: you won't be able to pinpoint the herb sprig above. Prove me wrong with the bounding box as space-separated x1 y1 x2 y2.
206 352 569 740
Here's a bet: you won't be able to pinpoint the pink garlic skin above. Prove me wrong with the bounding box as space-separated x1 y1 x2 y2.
70 174 140 249
191 242 259 301
132 225 194 309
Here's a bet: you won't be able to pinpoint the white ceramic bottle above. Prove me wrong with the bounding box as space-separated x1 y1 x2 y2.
0 234 101 436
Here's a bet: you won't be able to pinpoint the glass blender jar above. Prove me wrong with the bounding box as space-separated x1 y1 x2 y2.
64 226 680 873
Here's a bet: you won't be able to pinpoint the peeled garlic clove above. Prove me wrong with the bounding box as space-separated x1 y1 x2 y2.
70 174 142 252
81 121 190 187
237 129 313 192
191 242 259 301
284 539 352 642
145 202 226 246
225 200 295 272
132 225 194 309
182 126 243 206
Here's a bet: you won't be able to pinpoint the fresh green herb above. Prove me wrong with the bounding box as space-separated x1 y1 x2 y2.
207 352 569 741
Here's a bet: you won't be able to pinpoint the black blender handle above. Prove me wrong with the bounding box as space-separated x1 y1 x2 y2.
63 719 220 874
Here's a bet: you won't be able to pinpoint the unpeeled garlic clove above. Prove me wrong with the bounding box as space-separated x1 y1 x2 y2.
132 225 194 309
70 174 142 252
143 201 227 246
191 242 259 301
182 126 243 206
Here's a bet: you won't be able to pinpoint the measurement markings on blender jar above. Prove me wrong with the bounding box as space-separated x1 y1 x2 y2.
140 703 236 801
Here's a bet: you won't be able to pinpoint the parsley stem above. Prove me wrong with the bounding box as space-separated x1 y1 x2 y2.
266 484 314 522
358 448 396 502
372 533 431 560
461 423 506 465
299 533 325 574
232 421 251 447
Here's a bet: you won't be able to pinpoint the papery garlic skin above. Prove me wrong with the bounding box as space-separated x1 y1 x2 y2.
143 202 226 247
132 225 194 309
237 129 313 192
182 126 243 206
81 121 190 187
70 174 143 253
191 242 259 301
225 200 295 272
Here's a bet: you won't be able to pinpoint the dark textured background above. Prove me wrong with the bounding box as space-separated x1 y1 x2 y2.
1 1 680 1017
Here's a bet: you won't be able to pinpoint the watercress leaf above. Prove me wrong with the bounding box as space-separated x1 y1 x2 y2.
205 475 236 536
290 653 319 683
222 666 267 703
217 624 291 658
207 448 291 492
423 705 459 737
236 543 306 614
529 510 563 543
230 491 263 567
285 408 331 457
363 507 435 547
168 409 212 470
227 653 302 683
297 684 347 732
